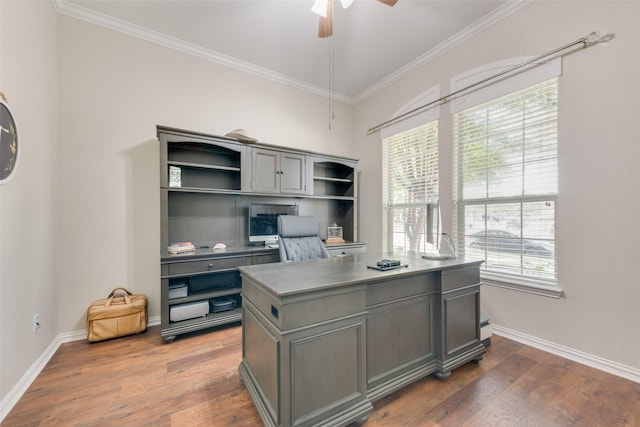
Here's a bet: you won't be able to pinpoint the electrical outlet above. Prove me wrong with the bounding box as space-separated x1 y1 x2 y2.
33 313 40 333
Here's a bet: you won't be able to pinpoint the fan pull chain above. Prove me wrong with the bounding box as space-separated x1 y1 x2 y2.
329 34 334 130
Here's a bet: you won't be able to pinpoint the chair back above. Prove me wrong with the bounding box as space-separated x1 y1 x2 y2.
278 216 330 262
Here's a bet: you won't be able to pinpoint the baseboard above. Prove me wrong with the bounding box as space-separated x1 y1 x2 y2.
493 324 640 384
0 316 160 422
0 332 61 422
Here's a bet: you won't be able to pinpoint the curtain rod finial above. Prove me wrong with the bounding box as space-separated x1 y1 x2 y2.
584 31 615 46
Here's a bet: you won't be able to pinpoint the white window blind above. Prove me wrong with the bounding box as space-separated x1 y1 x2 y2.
382 122 439 253
453 78 558 283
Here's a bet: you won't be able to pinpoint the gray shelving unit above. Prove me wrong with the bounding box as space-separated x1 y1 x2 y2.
158 126 363 341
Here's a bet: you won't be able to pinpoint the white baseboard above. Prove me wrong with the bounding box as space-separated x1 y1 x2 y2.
493 324 640 384
0 316 160 422
0 332 61 422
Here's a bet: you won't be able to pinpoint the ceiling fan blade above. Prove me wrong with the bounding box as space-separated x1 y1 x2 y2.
318 0 334 38
377 0 398 6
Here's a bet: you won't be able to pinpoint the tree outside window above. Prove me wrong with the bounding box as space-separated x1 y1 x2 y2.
383 122 439 253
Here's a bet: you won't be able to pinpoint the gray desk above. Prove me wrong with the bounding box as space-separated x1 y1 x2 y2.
238 253 485 427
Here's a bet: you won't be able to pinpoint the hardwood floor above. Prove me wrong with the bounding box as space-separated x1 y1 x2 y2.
3 324 639 426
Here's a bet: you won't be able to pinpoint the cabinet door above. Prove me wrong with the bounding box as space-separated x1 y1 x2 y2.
251 148 280 193
442 288 480 356
280 152 306 194
251 148 307 194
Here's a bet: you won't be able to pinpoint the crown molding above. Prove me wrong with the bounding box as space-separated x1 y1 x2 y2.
51 0 529 106
353 0 531 103
50 0 353 104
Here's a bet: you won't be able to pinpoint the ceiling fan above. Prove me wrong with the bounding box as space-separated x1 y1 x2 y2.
311 0 398 38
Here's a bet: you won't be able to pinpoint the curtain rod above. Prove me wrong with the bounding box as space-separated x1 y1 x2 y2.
366 31 612 136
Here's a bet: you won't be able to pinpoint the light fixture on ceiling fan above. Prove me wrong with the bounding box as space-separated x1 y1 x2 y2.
311 0 398 38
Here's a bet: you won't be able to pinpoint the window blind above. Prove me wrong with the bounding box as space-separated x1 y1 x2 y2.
453 78 558 282
382 122 439 253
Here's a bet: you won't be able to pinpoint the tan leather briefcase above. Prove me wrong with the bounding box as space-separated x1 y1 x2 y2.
86 287 148 342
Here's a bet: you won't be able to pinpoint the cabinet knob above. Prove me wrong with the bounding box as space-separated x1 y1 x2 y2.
208 263 214 269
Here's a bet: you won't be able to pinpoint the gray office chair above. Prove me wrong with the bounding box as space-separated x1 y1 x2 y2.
277 215 330 262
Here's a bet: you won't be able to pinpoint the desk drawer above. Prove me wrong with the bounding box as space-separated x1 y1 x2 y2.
367 274 435 307
168 256 250 276
252 253 281 265
440 266 480 292
327 244 366 257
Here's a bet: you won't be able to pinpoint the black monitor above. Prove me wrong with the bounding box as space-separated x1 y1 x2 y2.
249 203 298 247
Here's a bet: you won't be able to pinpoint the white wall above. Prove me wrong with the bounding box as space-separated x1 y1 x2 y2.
354 0 640 370
55 15 355 333
0 0 58 399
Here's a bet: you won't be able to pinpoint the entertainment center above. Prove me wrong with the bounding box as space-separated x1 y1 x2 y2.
158 126 364 342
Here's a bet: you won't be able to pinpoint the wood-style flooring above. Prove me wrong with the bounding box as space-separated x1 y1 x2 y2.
3 324 639 426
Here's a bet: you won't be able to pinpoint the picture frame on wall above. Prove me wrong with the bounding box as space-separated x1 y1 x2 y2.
0 93 19 184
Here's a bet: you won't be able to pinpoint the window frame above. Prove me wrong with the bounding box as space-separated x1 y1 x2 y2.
451 69 563 298
382 121 440 253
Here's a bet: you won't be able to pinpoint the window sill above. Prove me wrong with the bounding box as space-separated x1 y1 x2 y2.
480 272 564 299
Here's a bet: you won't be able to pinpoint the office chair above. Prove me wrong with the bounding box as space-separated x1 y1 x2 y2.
277 215 330 262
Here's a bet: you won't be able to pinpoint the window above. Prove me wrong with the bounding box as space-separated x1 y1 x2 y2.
383 122 439 253
453 78 558 283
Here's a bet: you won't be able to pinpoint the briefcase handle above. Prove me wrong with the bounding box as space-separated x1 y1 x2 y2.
106 287 132 306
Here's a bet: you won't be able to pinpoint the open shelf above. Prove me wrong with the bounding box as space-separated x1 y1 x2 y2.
312 160 356 197
167 287 241 306
168 160 241 172
161 307 243 342
168 141 242 168
313 176 353 183
168 166 241 190
167 141 243 191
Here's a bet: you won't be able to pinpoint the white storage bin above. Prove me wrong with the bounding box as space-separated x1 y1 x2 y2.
170 300 209 322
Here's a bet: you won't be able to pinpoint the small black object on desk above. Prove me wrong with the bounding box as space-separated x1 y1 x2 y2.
368 259 407 271
377 259 401 268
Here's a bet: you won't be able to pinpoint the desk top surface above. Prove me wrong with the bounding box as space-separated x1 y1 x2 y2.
239 253 482 297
